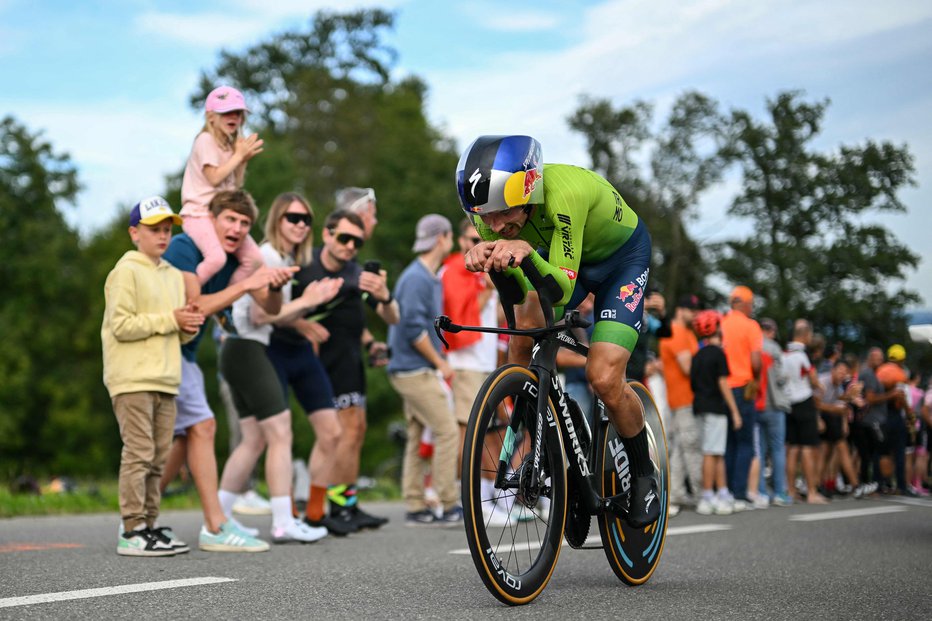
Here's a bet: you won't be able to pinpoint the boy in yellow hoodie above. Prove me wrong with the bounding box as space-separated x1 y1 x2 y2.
102 196 204 556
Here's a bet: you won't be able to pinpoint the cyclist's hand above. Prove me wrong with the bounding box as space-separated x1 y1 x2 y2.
483 240 533 272
464 242 494 272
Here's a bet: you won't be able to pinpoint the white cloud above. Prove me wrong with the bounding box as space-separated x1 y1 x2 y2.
457 3 560 32
135 1 412 49
12 98 201 234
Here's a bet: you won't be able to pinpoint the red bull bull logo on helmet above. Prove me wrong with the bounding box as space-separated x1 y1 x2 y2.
523 168 541 198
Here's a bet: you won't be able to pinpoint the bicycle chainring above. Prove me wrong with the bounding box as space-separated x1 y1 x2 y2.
564 481 590 549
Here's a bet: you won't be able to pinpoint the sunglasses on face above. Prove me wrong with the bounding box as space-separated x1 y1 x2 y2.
283 213 312 226
331 230 365 249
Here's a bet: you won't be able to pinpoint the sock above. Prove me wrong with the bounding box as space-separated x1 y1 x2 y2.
218 490 239 518
306 484 327 522
327 484 349 512
701 489 714 502
622 427 654 477
270 496 293 531
344 484 358 508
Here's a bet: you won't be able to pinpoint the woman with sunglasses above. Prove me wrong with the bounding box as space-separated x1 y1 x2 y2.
217 192 343 543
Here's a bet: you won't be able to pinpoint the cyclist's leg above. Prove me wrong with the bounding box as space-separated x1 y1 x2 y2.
585 222 658 526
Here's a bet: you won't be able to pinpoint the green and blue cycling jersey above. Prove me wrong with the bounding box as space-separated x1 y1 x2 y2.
472 164 651 352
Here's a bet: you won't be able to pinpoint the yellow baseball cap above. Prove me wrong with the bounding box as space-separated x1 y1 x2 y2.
887 344 906 362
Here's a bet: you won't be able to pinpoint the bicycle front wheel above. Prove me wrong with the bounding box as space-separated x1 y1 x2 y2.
461 364 568 606
597 381 670 585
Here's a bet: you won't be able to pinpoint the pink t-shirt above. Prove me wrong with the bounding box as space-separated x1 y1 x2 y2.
180 132 237 217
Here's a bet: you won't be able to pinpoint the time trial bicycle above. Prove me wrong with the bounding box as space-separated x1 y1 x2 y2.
434 262 669 605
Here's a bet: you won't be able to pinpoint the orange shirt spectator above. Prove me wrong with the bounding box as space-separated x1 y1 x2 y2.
660 311 699 409
721 286 763 389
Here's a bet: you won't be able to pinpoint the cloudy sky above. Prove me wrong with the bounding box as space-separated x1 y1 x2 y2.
3 0 930 306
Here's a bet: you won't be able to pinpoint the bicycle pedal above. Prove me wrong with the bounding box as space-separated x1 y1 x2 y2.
601 493 629 519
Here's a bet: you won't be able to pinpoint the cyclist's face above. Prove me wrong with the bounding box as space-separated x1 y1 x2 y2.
480 207 527 239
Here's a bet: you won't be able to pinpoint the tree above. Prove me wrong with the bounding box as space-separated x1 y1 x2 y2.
0 117 115 477
568 92 726 299
715 91 919 347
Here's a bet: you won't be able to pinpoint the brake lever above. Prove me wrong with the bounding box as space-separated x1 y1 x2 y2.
433 315 458 350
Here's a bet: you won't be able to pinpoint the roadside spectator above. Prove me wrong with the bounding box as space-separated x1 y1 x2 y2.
783 319 828 504
756 318 792 506
214 326 271 517
217 193 341 543
659 294 702 516
103 197 203 556
334 187 378 239
292 208 399 530
877 344 915 496
720 286 763 511
180 85 264 285
160 189 295 552
387 215 462 526
816 359 862 498
854 347 896 491
626 289 671 383
691 310 742 515
441 218 499 472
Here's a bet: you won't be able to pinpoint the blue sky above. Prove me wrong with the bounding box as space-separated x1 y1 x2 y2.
3 0 931 307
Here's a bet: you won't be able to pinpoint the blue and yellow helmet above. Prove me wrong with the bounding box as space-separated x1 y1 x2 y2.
455 135 544 215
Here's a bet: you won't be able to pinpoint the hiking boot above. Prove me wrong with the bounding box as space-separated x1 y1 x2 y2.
625 474 661 528
198 521 270 553
117 527 176 557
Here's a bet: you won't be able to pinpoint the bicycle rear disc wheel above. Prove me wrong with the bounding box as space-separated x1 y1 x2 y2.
597 381 670 585
462 364 568 605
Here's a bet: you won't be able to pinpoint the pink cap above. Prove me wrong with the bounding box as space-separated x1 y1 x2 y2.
205 86 248 114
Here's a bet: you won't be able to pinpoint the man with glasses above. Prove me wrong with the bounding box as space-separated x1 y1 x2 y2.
293 210 399 531
334 187 378 239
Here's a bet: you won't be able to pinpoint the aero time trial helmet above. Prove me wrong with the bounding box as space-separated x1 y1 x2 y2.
455 135 544 216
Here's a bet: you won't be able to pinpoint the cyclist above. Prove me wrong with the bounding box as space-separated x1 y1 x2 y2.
456 135 660 528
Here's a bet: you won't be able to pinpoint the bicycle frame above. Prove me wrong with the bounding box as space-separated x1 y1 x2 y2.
435 310 624 519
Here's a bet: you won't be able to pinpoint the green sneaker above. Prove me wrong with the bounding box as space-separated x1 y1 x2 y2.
198 521 270 553
117 528 176 557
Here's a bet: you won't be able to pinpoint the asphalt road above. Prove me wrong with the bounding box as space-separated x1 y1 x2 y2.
1 494 930 620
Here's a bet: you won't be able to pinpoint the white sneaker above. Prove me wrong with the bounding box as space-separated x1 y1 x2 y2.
751 494 770 510
227 515 259 537
696 498 715 515
713 496 734 515
668 504 681 518
732 499 751 512
272 518 327 544
233 490 272 516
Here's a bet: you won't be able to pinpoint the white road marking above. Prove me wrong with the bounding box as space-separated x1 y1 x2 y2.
449 523 732 554
0 577 237 609
789 506 907 522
